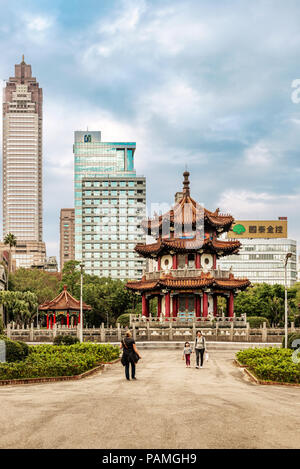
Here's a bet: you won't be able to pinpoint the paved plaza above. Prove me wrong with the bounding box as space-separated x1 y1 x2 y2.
0 349 299 449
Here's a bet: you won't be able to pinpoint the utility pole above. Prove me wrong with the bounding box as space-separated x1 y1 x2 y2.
79 263 84 343
284 253 292 348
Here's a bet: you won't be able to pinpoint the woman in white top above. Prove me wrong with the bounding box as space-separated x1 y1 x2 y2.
194 330 206 368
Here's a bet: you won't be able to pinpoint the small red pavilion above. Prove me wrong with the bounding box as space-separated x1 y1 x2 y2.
126 171 250 319
38 285 91 328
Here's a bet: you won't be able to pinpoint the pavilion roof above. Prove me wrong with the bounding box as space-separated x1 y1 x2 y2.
38 285 92 311
141 171 234 235
135 237 241 258
126 272 250 292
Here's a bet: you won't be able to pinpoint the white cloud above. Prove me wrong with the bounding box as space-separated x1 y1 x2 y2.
24 15 54 32
217 189 300 222
244 143 273 167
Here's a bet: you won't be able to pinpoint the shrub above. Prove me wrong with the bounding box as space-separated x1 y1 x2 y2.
247 316 270 328
53 334 80 346
0 342 120 380
236 347 300 384
2 337 25 362
116 313 130 327
15 340 29 359
282 332 300 350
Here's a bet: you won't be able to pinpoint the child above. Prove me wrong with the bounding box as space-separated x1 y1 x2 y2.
182 341 193 367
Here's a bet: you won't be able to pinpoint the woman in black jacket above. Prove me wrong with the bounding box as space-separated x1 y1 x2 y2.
120 330 142 380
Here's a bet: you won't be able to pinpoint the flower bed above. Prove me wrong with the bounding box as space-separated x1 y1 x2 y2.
236 347 300 384
0 343 120 380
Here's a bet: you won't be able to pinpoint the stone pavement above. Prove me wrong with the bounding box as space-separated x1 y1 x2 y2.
0 349 299 449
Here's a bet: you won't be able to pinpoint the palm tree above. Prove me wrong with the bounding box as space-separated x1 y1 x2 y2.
4 233 17 276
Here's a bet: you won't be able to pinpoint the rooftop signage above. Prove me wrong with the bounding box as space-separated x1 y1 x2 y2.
228 220 288 239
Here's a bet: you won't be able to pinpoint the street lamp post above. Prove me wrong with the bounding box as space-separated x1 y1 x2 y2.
79 263 84 343
284 253 292 348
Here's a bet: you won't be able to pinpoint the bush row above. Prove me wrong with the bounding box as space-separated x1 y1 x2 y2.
236 347 300 384
0 335 29 362
0 342 120 380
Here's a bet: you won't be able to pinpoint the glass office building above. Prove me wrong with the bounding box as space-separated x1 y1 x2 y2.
219 238 297 287
73 131 146 279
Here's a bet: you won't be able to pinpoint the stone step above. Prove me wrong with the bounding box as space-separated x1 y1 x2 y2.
106 341 281 350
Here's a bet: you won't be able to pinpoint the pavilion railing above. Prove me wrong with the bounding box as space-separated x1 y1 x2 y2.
4 321 298 344
144 268 247 280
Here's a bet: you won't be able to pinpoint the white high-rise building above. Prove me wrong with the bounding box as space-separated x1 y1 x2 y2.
2 57 45 267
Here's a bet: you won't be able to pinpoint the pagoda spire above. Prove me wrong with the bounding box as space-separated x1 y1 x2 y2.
182 169 190 196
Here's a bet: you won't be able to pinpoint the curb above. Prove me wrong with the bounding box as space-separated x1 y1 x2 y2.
0 358 121 387
234 359 300 387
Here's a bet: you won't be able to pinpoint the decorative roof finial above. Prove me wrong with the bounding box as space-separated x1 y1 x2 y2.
182 169 190 196
21 54 25 63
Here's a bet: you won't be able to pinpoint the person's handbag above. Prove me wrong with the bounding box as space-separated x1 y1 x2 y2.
131 351 140 364
205 352 209 362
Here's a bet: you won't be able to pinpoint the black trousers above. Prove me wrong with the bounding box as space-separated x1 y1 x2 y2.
195 348 205 366
125 361 136 379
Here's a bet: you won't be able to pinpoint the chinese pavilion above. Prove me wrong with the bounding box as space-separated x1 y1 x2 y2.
126 171 250 319
38 285 91 328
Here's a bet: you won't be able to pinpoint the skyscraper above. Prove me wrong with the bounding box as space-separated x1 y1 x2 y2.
73 131 146 279
2 57 45 268
60 208 75 271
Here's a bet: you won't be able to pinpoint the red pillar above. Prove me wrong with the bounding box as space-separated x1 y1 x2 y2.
195 295 201 318
142 294 149 317
229 291 234 318
46 314 49 329
172 296 178 317
53 314 56 326
213 295 218 316
157 296 162 317
50 316 53 329
195 253 201 269
165 292 170 318
172 254 177 270
78 312 80 323
203 293 208 318
67 312 70 328
157 257 161 271
185 255 188 266
213 255 217 269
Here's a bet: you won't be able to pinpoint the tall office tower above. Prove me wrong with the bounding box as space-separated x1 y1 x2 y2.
2 57 45 267
74 131 146 279
60 208 75 271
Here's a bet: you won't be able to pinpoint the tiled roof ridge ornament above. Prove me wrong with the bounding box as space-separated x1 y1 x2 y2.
182 170 190 197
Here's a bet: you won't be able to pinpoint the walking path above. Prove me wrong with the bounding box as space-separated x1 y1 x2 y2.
0 350 299 449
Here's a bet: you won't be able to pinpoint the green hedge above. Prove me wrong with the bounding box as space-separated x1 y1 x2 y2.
116 313 130 327
247 316 270 328
0 343 120 380
236 347 300 384
53 334 79 346
0 336 29 362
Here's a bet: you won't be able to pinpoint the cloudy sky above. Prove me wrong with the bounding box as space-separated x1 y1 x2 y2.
1 0 300 260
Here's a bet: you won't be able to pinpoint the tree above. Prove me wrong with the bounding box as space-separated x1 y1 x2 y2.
4 233 17 275
60 260 81 297
0 291 38 325
9 268 61 304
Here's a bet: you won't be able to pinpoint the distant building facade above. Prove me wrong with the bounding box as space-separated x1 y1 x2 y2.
32 256 58 272
2 56 45 268
73 131 146 279
60 208 75 271
219 218 297 287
